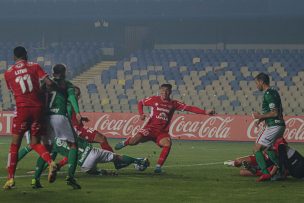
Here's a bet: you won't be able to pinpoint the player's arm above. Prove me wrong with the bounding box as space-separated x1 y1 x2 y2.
138 97 155 120
252 94 278 120
175 101 214 115
67 84 81 124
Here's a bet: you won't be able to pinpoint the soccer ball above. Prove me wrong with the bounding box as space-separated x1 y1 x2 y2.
134 163 146 171
134 158 150 171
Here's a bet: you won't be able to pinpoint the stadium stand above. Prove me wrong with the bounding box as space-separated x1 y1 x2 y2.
0 46 303 115
74 48 303 115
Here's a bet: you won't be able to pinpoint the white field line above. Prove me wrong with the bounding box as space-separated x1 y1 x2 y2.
0 161 223 180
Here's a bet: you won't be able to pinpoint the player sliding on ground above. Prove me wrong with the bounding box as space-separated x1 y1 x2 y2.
115 83 214 173
29 136 150 189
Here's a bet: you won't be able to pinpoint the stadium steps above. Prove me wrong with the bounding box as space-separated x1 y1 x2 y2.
71 61 117 86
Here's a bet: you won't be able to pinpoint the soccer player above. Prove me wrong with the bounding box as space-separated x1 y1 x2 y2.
115 83 214 173
30 136 149 189
41 63 82 189
3 46 57 189
252 72 286 182
70 86 113 152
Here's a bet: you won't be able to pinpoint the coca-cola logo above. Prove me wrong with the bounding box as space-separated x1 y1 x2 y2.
284 118 304 140
94 114 147 137
247 118 304 141
170 116 233 139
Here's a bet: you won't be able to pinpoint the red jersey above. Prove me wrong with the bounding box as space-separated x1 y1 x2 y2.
4 60 47 107
138 96 189 132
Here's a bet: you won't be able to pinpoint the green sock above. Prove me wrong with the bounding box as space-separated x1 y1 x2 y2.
18 145 32 161
34 157 47 180
68 148 78 178
255 151 270 174
266 150 279 166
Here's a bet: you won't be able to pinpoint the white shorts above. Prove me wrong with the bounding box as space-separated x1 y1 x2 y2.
80 148 115 172
42 115 76 145
256 125 286 147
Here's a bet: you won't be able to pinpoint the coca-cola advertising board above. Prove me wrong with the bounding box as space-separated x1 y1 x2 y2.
0 111 303 142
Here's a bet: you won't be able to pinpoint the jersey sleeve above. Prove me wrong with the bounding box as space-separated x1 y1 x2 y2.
174 100 188 111
141 96 156 106
67 82 80 114
35 64 48 80
264 92 277 111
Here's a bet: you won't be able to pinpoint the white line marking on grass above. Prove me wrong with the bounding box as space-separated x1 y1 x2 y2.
0 161 224 180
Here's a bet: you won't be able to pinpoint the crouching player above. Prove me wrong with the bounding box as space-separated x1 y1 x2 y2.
31 136 150 189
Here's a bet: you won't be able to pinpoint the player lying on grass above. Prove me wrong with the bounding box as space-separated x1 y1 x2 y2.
224 154 277 177
29 136 150 189
115 83 214 173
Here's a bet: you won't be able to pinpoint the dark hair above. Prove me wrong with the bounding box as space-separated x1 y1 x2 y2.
14 46 27 60
52 64 66 75
160 83 172 90
74 86 81 94
255 72 270 85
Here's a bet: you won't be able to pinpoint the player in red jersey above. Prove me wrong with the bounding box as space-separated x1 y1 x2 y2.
115 84 214 173
3 46 57 189
71 86 113 152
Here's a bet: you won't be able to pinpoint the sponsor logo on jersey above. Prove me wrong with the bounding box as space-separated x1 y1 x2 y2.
269 103 275 109
50 108 60 113
156 107 170 113
156 112 168 121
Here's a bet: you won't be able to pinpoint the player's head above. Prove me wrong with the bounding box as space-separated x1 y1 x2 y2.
52 64 67 79
255 72 270 91
74 86 81 100
159 83 172 100
13 46 28 61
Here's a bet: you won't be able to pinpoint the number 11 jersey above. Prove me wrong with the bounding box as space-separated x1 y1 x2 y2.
4 60 48 107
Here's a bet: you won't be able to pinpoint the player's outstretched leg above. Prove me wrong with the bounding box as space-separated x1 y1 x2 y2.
115 133 143 150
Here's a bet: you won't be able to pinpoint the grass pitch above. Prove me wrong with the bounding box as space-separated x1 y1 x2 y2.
0 136 303 203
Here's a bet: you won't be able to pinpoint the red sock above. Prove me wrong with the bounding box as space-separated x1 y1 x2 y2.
58 157 68 168
7 143 19 179
124 137 131 146
30 144 52 165
157 146 171 166
101 140 113 152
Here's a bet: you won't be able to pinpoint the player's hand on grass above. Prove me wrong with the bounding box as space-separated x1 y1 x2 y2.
206 109 215 115
139 114 147 120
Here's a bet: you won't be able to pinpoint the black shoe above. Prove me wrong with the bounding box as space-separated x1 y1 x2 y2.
66 176 81 190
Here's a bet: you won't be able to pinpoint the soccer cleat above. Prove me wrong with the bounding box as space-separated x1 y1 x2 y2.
114 141 125 150
224 160 235 167
48 161 58 183
3 178 15 190
31 179 43 189
154 166 162 174
66 176 81 190
256 174 272 182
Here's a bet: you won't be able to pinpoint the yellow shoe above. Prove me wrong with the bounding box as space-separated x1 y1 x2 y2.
3 178 15 190
48 161 58 183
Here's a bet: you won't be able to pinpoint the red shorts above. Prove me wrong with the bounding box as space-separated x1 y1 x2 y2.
138 127 170 146
12 106 43 137
74 126 97 142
